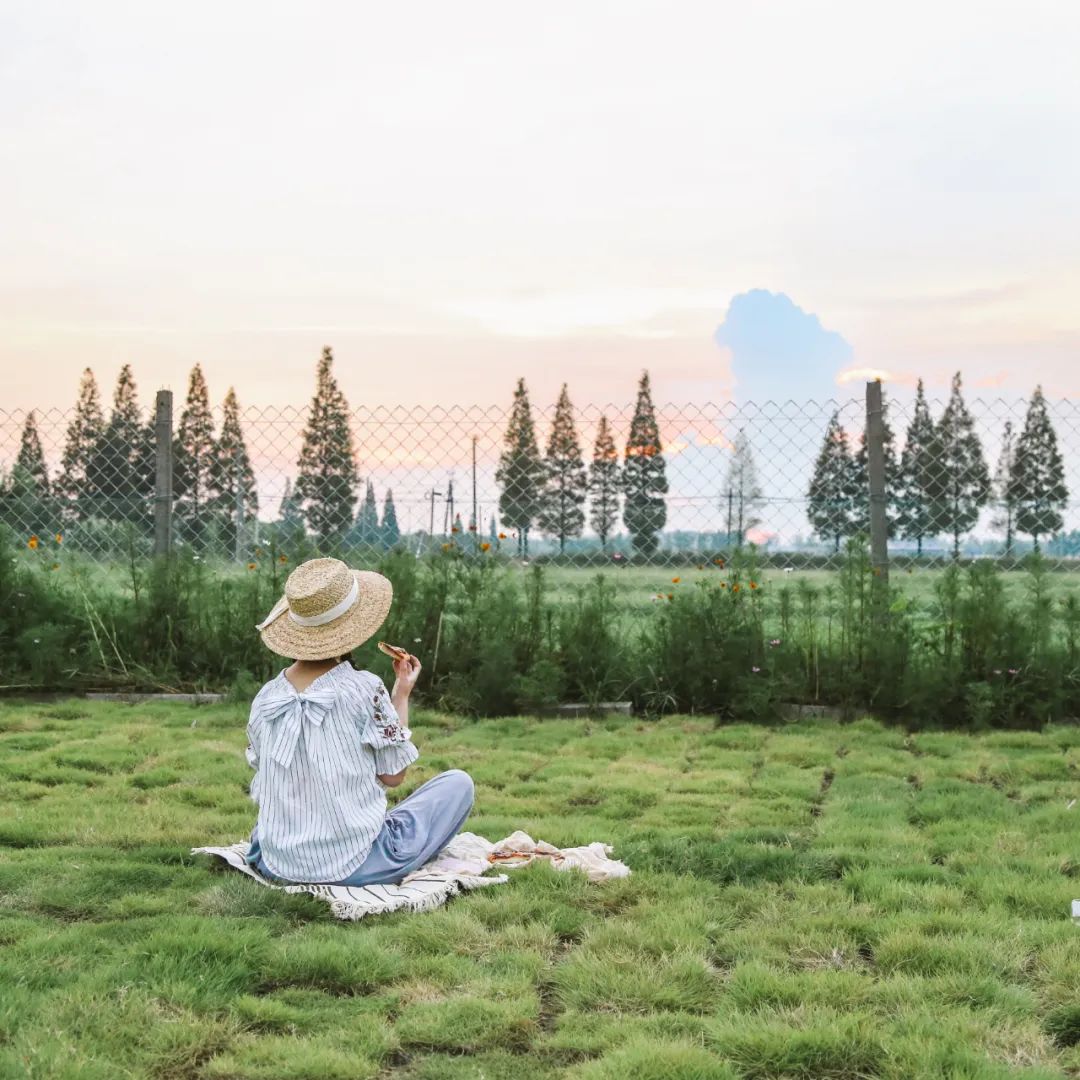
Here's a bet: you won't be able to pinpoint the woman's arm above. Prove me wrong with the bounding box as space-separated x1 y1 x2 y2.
375 653 422 786
389 652 421 731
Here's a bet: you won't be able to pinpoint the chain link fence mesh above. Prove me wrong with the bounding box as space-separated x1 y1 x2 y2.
1 394 1078 568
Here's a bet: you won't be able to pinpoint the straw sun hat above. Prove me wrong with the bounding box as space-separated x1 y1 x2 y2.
256 558 393 660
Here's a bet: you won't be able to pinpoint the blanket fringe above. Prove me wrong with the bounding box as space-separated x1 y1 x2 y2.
326 874 507 921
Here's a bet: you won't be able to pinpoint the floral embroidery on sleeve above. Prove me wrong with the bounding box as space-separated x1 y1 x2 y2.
372 684 408 742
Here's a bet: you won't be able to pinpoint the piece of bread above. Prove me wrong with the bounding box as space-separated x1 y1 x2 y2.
377 641 409 662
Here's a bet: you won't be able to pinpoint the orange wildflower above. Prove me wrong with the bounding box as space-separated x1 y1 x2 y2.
480 542 491 552
247 562 257 570
667 593 674 601
279 554 288 564
55 533 63 544
441 543 452 552
671 577 681 584
451 527 460 534
27 535 39 550
498 532 507 540
732 584 741 593
719 582 727 589
749 581 758 590
713 557 725 567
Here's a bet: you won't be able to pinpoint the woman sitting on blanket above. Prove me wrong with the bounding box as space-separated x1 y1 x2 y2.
244 557 474 886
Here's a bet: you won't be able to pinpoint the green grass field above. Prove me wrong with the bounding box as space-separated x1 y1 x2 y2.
2 700 1080 1079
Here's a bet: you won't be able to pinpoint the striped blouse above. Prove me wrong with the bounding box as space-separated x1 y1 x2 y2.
245 662 419 883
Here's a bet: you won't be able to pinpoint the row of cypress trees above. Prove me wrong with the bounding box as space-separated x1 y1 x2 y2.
0 347 401 552
496 372 669 556
1 365 175 538
170 366 258 547
5 353 670 558
808 373 1069 555
2 364 260 548
3 365 155 529
291 356 673 557
3 355 1068 560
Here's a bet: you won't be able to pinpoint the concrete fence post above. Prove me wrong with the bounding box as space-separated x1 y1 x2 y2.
153 390 173 557
866 379 890 585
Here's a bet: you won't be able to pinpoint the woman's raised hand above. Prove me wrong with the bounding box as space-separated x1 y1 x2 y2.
392 653 422 699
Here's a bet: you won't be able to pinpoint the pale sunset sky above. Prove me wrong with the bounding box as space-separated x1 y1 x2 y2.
2 1 1079 415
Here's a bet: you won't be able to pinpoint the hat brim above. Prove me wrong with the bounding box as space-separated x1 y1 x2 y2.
259 570 393 661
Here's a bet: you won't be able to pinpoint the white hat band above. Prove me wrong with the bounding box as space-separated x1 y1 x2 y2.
287 576 360 627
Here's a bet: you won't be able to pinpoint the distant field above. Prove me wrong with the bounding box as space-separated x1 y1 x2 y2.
538 562 1080 614
2 700 1079 1077
27 547 1080 618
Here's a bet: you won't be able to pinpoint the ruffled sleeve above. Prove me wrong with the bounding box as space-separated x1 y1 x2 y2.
361 675 420 777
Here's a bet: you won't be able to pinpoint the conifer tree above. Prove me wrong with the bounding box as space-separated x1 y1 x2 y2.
807 411 860 552
15 411 49 492
296 347 359 543
723 428 765 547
173 364 216 546
381 488 401 549
58 368 104 520
1008 385 1068 552
489 514 498 544
88 365 152 525
348 480 380 551
496 378 544 556
0 412 54 537
852 390 898 536
926 372 991 559
622 371 668 557
452 512 464 536
588 414 620 550
213 387 258 554
136 406 157 518
991 420 1017 557
538 384 587 553
896 380 937 555
277 478 307 547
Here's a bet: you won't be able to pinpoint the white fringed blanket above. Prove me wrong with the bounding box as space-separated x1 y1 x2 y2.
192 830 629 921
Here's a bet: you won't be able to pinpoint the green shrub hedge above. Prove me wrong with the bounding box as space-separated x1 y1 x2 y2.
1 528 1078 728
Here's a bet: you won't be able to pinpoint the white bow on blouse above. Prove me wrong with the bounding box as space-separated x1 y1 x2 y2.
261 689 338 768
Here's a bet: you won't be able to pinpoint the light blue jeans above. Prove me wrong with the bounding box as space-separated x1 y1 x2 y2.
246 769 475 886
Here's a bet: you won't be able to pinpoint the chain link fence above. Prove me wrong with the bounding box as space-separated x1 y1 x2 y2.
1 389 1078 569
